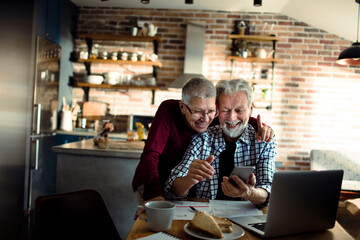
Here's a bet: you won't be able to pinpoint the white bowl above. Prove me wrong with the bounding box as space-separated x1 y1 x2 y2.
104 72 120 85
86 75 104 84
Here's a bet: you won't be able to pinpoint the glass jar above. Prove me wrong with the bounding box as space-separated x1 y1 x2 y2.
90 44 99 59
121 52 128 61
101 51 108 60
131 53 138 62
111 52 118 60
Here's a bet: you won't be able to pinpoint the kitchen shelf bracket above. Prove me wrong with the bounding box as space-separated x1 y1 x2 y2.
82 87 90 102
85 37 93 75
228 34 279 110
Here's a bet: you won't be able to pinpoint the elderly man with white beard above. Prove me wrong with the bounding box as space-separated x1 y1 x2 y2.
164 79 277 206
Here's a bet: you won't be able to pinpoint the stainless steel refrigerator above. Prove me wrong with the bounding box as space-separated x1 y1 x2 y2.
24 35 61 214
1 2 37 238
1 1 78 238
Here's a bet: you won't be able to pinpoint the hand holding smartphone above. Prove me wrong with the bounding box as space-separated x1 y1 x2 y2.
229 166 255 186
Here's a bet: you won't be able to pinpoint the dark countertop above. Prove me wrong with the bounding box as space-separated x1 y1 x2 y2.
52 138 142 159
56 129 127 139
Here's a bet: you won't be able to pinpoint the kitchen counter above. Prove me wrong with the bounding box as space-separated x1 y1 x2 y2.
53 138 143 238
56 129 128 139
52 138 142 159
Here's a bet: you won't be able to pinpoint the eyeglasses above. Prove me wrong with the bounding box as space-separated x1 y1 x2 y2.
182 102 218 120
220 107 249 116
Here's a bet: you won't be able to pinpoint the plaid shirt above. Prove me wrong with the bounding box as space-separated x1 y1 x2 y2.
164 124 277 199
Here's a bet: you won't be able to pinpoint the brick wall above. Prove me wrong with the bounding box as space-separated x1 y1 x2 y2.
74 7 360 170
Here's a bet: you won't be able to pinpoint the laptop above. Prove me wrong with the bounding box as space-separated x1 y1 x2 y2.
229 170 343 238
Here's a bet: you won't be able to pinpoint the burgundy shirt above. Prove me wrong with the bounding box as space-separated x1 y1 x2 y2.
132 99 259 200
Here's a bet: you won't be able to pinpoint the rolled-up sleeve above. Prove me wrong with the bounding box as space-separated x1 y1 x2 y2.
255 137 277 195
164 136 202 199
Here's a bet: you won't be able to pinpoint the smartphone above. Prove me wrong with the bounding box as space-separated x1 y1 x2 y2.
229 166 255 186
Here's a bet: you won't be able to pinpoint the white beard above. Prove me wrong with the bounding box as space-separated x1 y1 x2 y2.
221 121 247 138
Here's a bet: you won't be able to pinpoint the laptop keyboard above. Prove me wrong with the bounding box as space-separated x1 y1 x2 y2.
249 222 266 231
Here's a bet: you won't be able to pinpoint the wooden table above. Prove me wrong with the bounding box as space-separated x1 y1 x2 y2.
126 203 354 240
126 219 353 240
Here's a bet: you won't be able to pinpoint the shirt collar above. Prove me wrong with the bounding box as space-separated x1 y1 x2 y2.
219 124 254 146
238 125 253 145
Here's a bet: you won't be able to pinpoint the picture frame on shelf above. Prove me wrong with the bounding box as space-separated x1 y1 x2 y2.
261 69 268 79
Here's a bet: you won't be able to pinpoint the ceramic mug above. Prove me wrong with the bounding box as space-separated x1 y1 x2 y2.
137 201 176 232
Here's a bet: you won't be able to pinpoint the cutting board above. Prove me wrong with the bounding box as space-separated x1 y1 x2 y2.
82 101 108 117
96 140 145 150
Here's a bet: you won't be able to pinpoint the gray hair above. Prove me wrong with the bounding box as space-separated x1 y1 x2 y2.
181 77 216 105
215 79 254 108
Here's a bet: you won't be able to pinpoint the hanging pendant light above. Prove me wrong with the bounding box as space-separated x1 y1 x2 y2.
254 0 262 7
337 0 360 65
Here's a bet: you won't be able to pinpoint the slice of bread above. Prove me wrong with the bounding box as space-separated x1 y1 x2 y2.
191 211 224 238
211 214 233 233
219 225 233 233
211 214 233 228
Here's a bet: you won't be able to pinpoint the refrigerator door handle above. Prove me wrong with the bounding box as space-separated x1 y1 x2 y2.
34 139 40 170
31 139 40 170
33 103 41 134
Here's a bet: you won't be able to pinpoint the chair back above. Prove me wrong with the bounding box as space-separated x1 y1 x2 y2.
35 189 122 240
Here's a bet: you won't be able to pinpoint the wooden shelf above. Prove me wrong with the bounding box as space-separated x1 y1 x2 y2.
227 56 281 63
75 82 161 91
77 34 162 43
77 58 162 67
38 57 60 64
228 34 280 110
45 81 59 86
254 98 272 103
228 34 281 42
247 79 272 84
74 33 162 104
253 102 272 110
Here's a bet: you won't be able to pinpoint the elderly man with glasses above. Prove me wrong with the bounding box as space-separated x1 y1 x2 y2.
164 79 277 205
132 77 274 205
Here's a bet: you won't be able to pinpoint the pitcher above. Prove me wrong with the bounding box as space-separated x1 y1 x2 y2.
147 24 158 36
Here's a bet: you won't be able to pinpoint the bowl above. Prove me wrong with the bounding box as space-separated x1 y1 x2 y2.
86 75 103 84
103 72 120 85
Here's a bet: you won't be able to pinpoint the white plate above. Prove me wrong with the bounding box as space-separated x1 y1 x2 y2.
184 223 245 240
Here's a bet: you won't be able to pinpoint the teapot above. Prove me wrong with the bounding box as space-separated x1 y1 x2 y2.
256 48 274 59
256 48 267 59
147 24 158 37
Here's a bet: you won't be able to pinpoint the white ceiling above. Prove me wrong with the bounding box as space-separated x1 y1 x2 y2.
71 0 359 42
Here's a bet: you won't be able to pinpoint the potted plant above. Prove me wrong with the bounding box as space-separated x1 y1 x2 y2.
237 41 249 58
237 20 248 35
